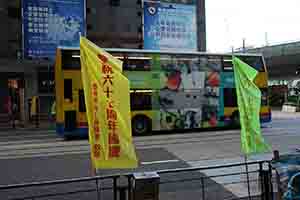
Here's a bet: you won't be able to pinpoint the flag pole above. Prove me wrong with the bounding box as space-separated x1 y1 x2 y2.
95 168 101 200
90 150 101 200
232 48 251 200
82 36 101 199
244 155 252 200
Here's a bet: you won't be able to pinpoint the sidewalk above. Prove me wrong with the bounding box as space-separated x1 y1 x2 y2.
187 153 274 199
0 121 55 135
271 110 300 120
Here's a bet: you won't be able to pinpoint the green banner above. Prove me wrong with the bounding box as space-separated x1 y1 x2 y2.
232 56 271 155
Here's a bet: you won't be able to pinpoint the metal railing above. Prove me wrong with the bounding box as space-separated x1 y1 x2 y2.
154 160 273 200
0 160 274 200
0 174 121 200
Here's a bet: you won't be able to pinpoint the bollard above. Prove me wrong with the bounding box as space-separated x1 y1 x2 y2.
260 162 273 200
273 150 283 199
273 150 280 161
35 97 39 128
119 186 127 200
113 177 118 200
131 172 160 200
201 177 205 200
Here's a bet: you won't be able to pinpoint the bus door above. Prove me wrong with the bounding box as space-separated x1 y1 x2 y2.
130 90 153 135
61 49 81 131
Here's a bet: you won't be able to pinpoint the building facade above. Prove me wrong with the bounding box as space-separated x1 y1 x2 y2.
0 0 206 127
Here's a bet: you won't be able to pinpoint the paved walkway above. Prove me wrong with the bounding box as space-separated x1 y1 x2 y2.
0 121 55 132
271 110 300 119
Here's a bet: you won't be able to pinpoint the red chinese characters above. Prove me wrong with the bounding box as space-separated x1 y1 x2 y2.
91 82 101 159
107 104 120 145
109 145 120 158
101 60 114 98
98 54 121 158
93 143 101 159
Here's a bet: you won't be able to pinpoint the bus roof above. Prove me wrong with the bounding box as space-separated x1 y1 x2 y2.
57 46 263 57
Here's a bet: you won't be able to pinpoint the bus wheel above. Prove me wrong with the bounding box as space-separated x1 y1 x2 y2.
231 111 240 127
132 115 151 136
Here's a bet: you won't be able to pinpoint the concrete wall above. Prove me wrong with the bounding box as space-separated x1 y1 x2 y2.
87 0 142 48
0 0 9 57
0 0 207 123
87 0 206 50
0 59 40 120
1 0 207 55
197 0 206 51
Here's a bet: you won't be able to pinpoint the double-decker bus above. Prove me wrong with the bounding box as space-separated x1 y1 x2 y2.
54 47 271 138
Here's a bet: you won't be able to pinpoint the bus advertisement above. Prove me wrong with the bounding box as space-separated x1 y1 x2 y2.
54 48 271 138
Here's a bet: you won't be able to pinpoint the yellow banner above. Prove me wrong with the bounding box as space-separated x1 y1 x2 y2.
80 37 138 169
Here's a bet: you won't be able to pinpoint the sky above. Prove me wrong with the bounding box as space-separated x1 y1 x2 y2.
206 0 300 52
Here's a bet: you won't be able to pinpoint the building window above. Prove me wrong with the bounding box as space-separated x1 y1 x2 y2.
87 24 93 31
109 23 115 32
38 70 54 93
7 6 21 19
125 23 131 32
110 0 120 7
87 7 91 14
87 7 96 14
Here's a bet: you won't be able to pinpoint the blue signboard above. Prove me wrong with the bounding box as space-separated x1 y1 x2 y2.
22 0 85 59
143 1 197 51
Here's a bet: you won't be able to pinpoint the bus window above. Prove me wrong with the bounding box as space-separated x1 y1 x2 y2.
61 50 81 70
173 55 201 73
223 55 265 72
199 56 222 71
130 91 152 110
160 54 175 72
237 56 265 72
78 89 86 112
223 88 237 107
117 53 151 71
64 79 73 102
222 56 233 71
125 58 151 71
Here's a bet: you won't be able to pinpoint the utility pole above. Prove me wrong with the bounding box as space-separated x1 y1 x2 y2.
265 32 269 46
